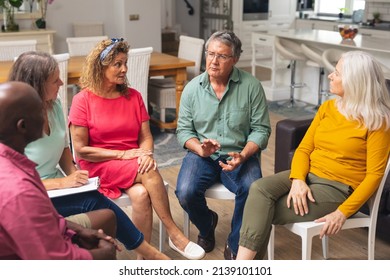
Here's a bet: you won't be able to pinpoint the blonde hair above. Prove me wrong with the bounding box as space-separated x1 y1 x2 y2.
335 51 390 131
79 38 130 95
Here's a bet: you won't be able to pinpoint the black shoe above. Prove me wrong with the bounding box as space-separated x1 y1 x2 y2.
197 210 218 253
224 242 237 260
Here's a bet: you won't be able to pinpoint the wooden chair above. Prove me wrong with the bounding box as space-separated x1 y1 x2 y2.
0 40 37 61
267 157 390 260
148 35 204 123
72 21 104 37
66 36 108 57
126 47 153 111
52 53 70 138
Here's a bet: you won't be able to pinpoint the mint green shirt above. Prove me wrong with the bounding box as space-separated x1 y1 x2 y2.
25 98 69 179
177 67 271 160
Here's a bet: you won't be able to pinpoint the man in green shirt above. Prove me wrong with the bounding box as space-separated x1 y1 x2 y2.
175 30 271 260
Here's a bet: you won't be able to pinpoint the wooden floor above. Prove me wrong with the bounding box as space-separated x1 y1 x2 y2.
125 111 390 260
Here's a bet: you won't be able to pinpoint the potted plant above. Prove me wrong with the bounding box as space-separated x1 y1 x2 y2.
338 8 347 19
0 0 23 32
373 12 381 24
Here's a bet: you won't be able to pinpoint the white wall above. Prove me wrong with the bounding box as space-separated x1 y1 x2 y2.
25 0 162 53
175 0 201 37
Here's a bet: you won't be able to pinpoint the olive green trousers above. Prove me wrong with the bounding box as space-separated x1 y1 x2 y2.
239 170 351 258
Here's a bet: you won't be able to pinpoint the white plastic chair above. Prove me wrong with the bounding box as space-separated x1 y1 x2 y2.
267 157 390 260
0 40 37 61
110 183 169 252
53 53 70 139
72 21 104 37
148 35 205 123
183 183 235 238
66 36 108 57
127 47 153 111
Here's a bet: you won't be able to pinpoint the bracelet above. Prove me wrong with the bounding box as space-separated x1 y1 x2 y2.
119 150 126 159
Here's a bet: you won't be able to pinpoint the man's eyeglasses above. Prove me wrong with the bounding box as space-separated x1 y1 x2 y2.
205 51 233 62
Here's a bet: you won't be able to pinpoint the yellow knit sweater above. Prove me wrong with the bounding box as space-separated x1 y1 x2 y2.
290 99 390 217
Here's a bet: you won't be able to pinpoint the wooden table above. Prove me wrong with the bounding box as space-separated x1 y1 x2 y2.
0 52 195 130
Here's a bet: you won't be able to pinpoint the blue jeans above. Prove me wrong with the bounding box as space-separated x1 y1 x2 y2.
175 152 262 255
51 190 143 250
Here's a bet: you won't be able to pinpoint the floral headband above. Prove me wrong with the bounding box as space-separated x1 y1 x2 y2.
99 38 124 61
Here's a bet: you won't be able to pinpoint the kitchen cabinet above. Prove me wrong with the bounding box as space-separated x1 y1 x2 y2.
269 0 296 22
0 29 55 54
232 0 296 67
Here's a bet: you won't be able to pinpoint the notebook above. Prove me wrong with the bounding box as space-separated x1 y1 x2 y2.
47 176 100 198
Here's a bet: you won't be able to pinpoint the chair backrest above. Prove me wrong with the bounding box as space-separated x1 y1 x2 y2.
72 22 104 37
321 48 345 73
66 36 108 57
367 157 390 228
52 53 70 138
177 35 205 80
0 40 37 61
127 47 153 110
301 43 324 66
275 37 306 62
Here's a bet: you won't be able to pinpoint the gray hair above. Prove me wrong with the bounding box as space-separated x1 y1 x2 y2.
205 30 242 59
336 51 390 131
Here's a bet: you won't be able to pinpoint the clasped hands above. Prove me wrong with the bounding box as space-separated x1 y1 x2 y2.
73 227 120 259
199 139 244 171
119 148 156 174
288 179 347 239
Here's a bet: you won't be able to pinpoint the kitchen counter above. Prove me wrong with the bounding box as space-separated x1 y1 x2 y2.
254 29 390 103
299 17 390 31
267 29 390 54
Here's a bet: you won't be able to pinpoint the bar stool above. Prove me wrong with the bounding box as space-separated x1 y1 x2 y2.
321 48 345 73
300 43 329 111
275 37 307 108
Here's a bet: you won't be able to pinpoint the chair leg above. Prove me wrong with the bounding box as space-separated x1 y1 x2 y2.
321 235 329 259
267 225 275 260
183 211 190 238
301 233 313 260
159 220 166 252
367 227 375 260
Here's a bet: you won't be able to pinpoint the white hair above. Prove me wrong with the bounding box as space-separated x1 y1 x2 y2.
335 51 390 131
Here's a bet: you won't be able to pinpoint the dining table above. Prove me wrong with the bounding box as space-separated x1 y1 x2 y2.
0 52 195 130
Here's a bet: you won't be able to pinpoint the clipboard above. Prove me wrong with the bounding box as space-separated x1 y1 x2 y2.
47 177 100 198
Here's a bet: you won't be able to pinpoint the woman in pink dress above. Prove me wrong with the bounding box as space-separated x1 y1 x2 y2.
69 38 205 260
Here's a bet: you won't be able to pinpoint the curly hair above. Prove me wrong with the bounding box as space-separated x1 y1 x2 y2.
79 39 130 95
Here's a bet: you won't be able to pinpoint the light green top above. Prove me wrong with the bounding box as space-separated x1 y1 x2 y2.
176 67 271 160
25 98 69 179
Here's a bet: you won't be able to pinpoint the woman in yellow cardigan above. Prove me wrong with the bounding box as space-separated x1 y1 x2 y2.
237 51 390 259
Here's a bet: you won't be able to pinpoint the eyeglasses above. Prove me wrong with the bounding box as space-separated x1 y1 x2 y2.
205 51 233 62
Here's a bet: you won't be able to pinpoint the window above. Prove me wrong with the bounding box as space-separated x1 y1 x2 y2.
316 0 365 16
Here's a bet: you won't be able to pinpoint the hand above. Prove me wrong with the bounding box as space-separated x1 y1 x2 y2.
74 228 119 251
61 170 89 188
121 148 152 160
315 209 347 239
199 139 220 157
219 152 243 171
287 179 315 216
137 154 157 174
